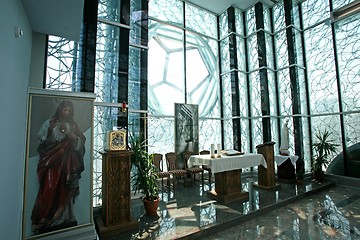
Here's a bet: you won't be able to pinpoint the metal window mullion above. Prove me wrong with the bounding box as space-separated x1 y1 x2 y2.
284 0 304 170
227 7 242 151
217 14 225 149
255 2 272 143
330 0 348 175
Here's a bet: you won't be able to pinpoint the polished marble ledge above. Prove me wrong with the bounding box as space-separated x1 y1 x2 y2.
96 172 350 240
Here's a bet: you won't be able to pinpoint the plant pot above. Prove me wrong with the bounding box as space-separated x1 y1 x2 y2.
313 170 324 182
143 197 159 216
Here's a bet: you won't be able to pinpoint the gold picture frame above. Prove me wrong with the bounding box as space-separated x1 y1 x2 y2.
107 129 127 151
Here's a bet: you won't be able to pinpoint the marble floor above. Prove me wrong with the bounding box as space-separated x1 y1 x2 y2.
96 173 360 240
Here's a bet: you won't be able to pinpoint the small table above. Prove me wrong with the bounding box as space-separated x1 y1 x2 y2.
188 153 267 203
275 155 299 182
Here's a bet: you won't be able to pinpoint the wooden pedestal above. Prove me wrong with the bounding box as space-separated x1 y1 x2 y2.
95 150 138 238
255 142 280 190
277 158 296 182
207 169 249 204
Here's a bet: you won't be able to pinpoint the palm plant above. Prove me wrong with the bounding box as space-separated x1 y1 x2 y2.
130 136 159 201
311 129 338 180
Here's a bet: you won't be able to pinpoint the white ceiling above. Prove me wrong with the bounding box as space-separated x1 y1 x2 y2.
22 0 84 42
185 0 277 14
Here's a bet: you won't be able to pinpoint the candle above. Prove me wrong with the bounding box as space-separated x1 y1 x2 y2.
210 144 215 158
217 144 221 157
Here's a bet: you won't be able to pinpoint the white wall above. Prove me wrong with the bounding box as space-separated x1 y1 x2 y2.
0 0 32 238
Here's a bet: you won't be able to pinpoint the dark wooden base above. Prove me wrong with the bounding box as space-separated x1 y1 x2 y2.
206 169 249 203
207 190 249 204
277 158 296 181
95 216 138 239
253 183 282 191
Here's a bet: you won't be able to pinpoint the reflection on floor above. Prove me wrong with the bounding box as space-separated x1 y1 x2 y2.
97 173 360 240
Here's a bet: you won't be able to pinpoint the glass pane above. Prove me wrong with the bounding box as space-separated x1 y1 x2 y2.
333 0 356 10
236 35 246 71
223 119 234 150
277 68 292 116
305 22 338 115
98 0 130 25
239 72 248 117
294 28 304 66
130 4 148 45
273 3 285 32
95 22 120 103
265 32 274 69
46 36 80 91
252 118 263 152
149 0 183 27
128 46 143 110
240 118 250 153
249 71 261 117
148 116 175 155
199 119 221 151
343 112 360 176
98 0 121 22
186 33 220 118
246 6 256 36
268 70 277 116
344 113 360 147
263 4 271 32
148 21 184 116
222 74 232 119
219 11 229 39
185 3 217 38
275 30 289 69
335 14 360 112
247 34 259 71
220 37 230 73
93 105 120 206
235 8 244 36
302 0 329 29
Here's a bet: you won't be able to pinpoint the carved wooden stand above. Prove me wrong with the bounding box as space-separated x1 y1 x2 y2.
95 150 137 238
255 142 281 190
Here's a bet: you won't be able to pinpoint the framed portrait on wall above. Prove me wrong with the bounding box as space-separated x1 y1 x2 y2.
22 88 96 240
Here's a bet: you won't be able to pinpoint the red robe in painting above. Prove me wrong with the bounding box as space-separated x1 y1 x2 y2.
31 121 85 232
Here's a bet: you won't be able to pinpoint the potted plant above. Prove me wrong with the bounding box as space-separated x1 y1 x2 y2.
130 136 160 216
311 129 338 182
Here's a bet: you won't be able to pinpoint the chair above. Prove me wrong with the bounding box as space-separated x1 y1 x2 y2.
200 150 212 185
166 152 187 189
183 151 204 186
152 153 171 189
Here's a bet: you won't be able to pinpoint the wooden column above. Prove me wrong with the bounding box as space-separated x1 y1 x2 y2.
255 142 280 190
95 150 137 238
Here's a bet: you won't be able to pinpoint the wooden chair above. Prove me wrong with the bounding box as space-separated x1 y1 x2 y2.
200 150 212 185
152 153 171 189
166 152 187 189
183 151 204 186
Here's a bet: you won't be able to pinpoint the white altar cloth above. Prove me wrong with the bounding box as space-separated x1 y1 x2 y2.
188 153 267 174
275 155 299 166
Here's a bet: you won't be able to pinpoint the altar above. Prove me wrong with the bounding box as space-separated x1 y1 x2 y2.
188 153 267 203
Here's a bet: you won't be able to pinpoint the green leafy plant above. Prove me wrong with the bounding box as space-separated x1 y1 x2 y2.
311 129 338 174
130 136 159 201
